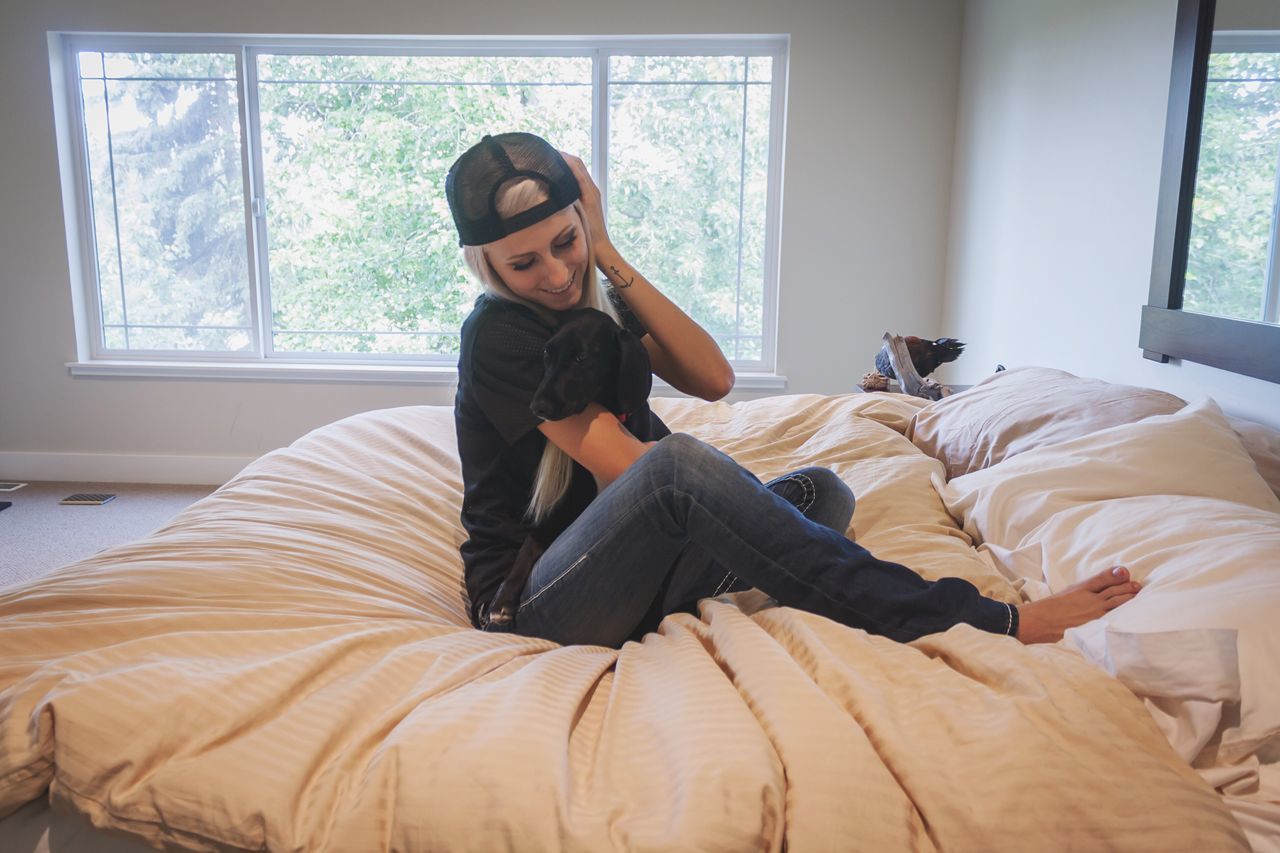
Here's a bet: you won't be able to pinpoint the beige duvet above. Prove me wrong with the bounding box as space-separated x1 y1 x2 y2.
0 393 1249 851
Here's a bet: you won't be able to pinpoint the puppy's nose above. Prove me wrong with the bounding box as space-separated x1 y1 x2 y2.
530 399 552 420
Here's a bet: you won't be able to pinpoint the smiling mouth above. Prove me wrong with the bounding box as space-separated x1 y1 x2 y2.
543 280 575 295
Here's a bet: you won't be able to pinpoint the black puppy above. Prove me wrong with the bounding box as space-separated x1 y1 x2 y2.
482 308 653 632
530 307 653 422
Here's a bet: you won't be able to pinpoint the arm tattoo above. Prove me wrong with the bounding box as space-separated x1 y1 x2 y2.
609 264 635 289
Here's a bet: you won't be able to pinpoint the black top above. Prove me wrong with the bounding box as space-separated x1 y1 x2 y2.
454 293 670 627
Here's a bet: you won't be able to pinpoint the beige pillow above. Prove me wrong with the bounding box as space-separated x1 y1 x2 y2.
935 397 1280 550
907 367 1186 479
1227 415 1280 501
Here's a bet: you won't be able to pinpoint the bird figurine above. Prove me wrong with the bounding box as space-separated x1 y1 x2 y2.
874 336 966 380
860 333 966 400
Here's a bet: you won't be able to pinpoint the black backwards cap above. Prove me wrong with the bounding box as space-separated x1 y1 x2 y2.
445 132 582 247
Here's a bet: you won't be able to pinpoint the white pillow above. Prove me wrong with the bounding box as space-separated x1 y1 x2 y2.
989 495 1280 768
936 397 1280 548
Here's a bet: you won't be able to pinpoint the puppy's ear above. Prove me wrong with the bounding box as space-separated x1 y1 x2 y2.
615 325 652 413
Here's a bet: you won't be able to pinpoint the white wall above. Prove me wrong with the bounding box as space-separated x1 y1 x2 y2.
0 0 966 482
945 0 1280 428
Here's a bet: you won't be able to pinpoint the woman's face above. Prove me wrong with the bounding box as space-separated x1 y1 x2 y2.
483 208 588 311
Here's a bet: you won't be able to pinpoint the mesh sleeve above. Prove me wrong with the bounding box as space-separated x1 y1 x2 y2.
468 311 551 445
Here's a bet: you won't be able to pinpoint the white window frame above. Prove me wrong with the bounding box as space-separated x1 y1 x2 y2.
52 33 789 389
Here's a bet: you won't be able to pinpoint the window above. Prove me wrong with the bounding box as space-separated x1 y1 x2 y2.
1141 0 1280 385
77 50 251 353
1185 35 1280 324
57 36 787 376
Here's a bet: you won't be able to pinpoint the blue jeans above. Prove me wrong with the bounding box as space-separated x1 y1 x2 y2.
502 433 1014 648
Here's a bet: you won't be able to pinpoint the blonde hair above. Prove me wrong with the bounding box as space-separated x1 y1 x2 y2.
461 177 621 525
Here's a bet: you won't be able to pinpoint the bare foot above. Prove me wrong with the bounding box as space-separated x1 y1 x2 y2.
1016 566 1141 644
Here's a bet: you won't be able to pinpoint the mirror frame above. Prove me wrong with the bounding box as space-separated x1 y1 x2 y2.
1140 0 1280 384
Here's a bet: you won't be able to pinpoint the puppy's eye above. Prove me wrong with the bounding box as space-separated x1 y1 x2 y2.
574 351 588 363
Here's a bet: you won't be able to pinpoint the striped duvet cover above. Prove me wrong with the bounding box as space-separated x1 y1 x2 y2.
0 393 1248 851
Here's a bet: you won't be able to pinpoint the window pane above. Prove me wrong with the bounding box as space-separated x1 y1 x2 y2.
101 52 236 80
78 52 252 352
258 54 590 85
608 56 771 360
78 50 104 79
738 83 772 355
746 55 772 84
1185 51 1280 322
104 326 128 349
80 79 124 331
257 53 592 356
609 55 744 83
116 325 253 350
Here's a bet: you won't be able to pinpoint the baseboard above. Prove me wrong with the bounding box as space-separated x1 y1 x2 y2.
0 451 257 486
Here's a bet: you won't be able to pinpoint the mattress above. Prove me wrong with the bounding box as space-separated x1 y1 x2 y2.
0 390 1270 851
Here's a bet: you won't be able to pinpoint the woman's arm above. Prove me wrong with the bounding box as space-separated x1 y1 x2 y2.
538 404 654 492
597 244 735 402
560 152 735 402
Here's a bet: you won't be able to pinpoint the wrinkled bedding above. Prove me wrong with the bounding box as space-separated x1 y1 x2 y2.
0 393 1253 851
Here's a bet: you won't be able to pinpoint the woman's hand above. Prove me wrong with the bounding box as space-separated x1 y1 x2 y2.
558 152 734 402
559 151 613 256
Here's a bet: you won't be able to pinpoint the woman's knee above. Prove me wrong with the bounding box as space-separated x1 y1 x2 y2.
773 467 855 532
636 432 749 501
800 467 854 500
654 431 703 452
646 432 720 468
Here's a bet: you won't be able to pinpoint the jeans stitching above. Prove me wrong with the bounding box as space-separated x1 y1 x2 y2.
516 488 660 612
518 551 589 612
676 487 901 636
711 571 736 596
771 472 818 515
795 473 816 514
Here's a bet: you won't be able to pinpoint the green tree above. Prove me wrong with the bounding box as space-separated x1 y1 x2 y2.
82 50 774 360
1186 51 1280 321
83 51 250 350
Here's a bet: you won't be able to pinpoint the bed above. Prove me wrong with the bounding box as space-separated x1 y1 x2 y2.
1 366 1277 851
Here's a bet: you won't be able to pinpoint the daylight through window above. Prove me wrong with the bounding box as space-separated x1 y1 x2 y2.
1186 41 1280 324
63 37 786 369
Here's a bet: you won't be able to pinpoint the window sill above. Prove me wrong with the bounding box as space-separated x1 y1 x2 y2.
66 360 789 390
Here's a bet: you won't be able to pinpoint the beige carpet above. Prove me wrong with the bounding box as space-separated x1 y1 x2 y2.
0 481 216 590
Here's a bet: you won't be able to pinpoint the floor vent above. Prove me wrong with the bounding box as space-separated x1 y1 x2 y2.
59 494 117 506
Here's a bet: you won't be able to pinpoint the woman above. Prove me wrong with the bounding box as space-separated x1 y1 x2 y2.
447 131 1138 649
